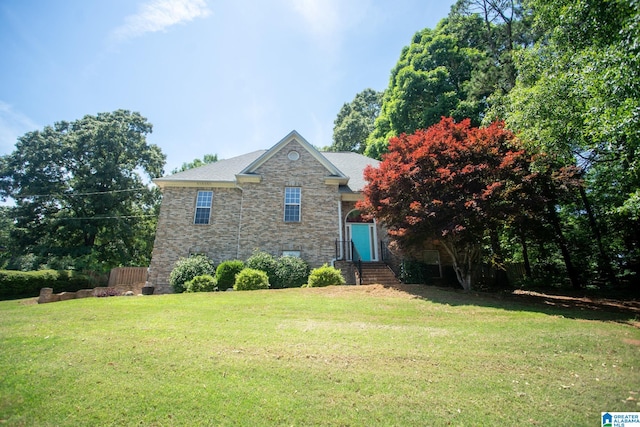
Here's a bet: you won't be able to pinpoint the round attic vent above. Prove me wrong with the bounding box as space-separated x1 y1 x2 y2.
288 150 300 161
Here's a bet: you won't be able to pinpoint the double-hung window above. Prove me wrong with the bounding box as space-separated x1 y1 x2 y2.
284 187 301 222
194 191 213 225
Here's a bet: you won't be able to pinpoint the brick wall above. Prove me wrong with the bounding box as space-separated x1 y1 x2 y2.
148 140 343 292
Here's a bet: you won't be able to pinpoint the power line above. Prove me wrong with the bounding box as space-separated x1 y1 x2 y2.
55 214 158 221
11 187 153 199
6 212 158 221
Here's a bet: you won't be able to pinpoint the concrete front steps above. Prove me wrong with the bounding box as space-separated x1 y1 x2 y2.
355 262 401 286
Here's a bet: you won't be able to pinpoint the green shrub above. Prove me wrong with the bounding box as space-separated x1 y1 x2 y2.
399 260 427 284
246 250 277 284
234 268 270 291
215 260 245 291
0 270 93 300
275 256 309 288
306 264 346 288
169 255 216 293
185 274 217 293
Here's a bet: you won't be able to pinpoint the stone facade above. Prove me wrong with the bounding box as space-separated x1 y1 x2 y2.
147 186 244 293
237 140 341 263
148 137 353 293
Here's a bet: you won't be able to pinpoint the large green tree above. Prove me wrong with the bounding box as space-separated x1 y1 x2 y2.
499 0 639 284
0 110 166 272
364 22 486 159
364 2 532 159
171 153 218 174
0 206 16 268
329 89 383 153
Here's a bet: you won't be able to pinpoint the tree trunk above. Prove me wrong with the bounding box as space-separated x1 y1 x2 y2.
519 228 532 278
490 229 510 288
441 238 479 291
542 180 582 289
578 186 618 286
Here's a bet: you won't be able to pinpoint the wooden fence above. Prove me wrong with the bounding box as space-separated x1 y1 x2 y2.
108 267 148 287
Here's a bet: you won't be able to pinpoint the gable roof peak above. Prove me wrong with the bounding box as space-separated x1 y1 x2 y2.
239 130 346 179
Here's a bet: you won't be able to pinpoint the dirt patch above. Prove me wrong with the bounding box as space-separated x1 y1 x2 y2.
303 284 423 299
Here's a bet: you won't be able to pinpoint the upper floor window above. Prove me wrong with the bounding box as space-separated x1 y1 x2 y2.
284 187 301 222
194 190 213 225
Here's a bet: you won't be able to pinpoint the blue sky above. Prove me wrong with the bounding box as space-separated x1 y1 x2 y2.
0 0 456 174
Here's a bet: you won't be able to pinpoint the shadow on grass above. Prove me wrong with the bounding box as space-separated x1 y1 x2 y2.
385 283 640 326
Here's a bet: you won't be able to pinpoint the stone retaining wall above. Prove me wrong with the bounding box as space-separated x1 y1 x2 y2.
37 282 146 304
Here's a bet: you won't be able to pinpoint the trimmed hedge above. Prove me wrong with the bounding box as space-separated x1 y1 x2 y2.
234 268 270 291
275 256 309 288
245 251 277 285
305 264 346 287
215 260 245 291
245 251 309 288
185 274 217 293
169 255 216 293
0 270 93 300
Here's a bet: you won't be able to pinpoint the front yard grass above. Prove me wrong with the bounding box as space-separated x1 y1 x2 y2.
0 285 638 426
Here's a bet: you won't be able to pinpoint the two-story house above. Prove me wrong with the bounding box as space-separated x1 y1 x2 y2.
147 130 395 293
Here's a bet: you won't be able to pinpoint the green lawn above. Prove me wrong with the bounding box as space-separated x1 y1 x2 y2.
1 285 638 426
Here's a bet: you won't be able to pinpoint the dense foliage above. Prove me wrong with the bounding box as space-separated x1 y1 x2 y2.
243 251 310 289
361 118 540 290
306 264 346 288
496 0 640 286
234 268 270 291
274 256 310 289
340 0 639 290
329 89 383 153
0 269 98 299
215 260 245 291
364 1 533 159
245 251 278 285
169 255 216 293
185 274 216 293
0 110 165 273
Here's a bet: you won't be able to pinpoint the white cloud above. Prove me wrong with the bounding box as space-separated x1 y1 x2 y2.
288 0 371 49
0 101 39 154
110 0 211 43
290 0 340 38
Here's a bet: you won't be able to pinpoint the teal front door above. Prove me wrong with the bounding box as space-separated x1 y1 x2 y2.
351 224 372 261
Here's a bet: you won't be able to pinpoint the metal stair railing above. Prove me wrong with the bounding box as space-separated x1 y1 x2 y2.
351 240 363 285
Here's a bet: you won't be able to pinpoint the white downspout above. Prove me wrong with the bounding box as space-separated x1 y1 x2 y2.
236 185 244 259
337 198 343 260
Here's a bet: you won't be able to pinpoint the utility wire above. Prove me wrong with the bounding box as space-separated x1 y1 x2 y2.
55 214 158 221
7 213 158 222
10 187 153 199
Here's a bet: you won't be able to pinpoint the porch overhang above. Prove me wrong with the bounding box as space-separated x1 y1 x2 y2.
340 193 364 202
235 173 262 183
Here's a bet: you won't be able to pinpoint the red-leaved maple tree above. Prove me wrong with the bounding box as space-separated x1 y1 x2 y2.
359 117 535 290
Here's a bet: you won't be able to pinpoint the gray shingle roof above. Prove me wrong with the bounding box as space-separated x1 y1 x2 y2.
155 150 266 184
321 151 379 192
154 148 379 193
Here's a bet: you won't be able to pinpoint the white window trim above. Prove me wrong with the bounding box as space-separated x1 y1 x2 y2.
284 187 301 223
194 190 213 225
